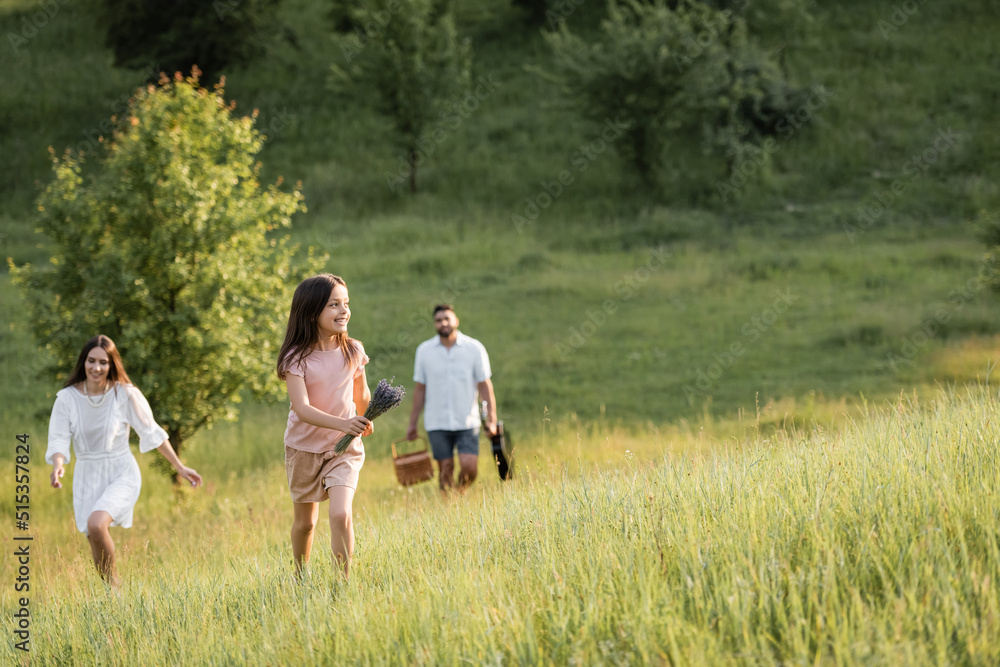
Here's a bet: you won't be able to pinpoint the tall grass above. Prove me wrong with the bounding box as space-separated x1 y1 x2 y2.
2 386 997 664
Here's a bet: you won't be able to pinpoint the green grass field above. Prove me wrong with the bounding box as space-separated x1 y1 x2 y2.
2 0 1000 662
6 221 1000 454
1 387 998 664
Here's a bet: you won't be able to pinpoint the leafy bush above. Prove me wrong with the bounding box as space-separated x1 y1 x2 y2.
544 0 813 191
9 71 320 472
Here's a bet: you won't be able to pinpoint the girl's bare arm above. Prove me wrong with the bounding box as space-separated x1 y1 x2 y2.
353 368 373 437
286 374 370 435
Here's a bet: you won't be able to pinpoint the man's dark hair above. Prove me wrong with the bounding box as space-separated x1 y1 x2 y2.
433 304 454 315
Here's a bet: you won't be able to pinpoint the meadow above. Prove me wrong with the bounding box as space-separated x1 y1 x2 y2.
2 0 1000 663
1 387 998 664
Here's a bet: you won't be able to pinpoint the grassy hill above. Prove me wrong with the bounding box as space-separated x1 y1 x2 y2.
2 0 1000 438
1 3 999 662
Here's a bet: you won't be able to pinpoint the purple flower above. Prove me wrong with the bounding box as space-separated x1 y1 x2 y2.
333 378 407 453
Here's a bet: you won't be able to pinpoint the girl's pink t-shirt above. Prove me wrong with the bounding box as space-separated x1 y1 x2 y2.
283 342 369 453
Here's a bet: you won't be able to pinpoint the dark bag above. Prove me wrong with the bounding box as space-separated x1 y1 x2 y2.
482 401 514 481
391 438 435 487
489 422 514 481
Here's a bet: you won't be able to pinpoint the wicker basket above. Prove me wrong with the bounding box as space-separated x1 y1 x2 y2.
391 438 435 487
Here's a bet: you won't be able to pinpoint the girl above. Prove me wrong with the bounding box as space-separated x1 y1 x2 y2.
276 274 372 578
46 335 202 587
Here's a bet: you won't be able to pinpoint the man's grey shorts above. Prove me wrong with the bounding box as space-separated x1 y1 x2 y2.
427 429 479 460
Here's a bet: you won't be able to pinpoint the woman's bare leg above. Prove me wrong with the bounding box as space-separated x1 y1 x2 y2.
327 486 356 578
86 511 118 586
291 502 319 576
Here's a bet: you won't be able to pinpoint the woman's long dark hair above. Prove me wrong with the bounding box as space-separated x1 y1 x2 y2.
63 335 132 389
276 274 362 380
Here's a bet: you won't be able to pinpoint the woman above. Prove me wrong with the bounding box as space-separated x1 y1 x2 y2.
46 335 202 586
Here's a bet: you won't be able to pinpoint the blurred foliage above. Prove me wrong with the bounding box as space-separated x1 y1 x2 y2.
659 0 815 46
978 208 1000 292
94 0 282 83
510 0 552 26
330 0 471 193
330 0 451 31
9 72 322 473
543 0 814 190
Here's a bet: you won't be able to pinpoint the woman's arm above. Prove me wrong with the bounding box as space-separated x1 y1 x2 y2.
286 374 370 436
45 393 72 467
50 454 65 489
155 441 203 488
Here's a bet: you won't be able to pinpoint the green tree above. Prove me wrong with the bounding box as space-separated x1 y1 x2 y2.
10 71 320 475
96 0 281 82
544 0 809 188
330 0 471 193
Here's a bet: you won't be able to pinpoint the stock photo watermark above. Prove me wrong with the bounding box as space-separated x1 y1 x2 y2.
104 63 162 118
512 115 627 233
886 258 997 371
843 127 958 243
15 354 52 388
545 0 589 29
672 6 740 72
682 288 799 402
7 0 71 54
13 432 33 652
69 64 163 155
627 346 668 364
256 107 295 143
716 85 834 202
368 278 470 374
555 246 671 359
384 74 501 192
878 0 930 39
339 2 406 63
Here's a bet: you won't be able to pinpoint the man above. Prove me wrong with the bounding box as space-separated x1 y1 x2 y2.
406 304 496 491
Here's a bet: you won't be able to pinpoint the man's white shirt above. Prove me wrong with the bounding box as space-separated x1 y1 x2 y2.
414 332 491 431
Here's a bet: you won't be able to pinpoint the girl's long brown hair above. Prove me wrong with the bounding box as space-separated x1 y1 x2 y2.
276 274 362 380
63 335 132 389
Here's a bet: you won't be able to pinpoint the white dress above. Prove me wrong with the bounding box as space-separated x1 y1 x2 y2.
45 383 168 535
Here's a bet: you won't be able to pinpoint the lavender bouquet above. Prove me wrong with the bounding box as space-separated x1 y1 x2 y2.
333 378 407 454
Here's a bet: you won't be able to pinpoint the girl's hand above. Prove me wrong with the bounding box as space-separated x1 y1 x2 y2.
176 466 203 488
339 415 371 437
362 421 374 438
50 463 65 489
